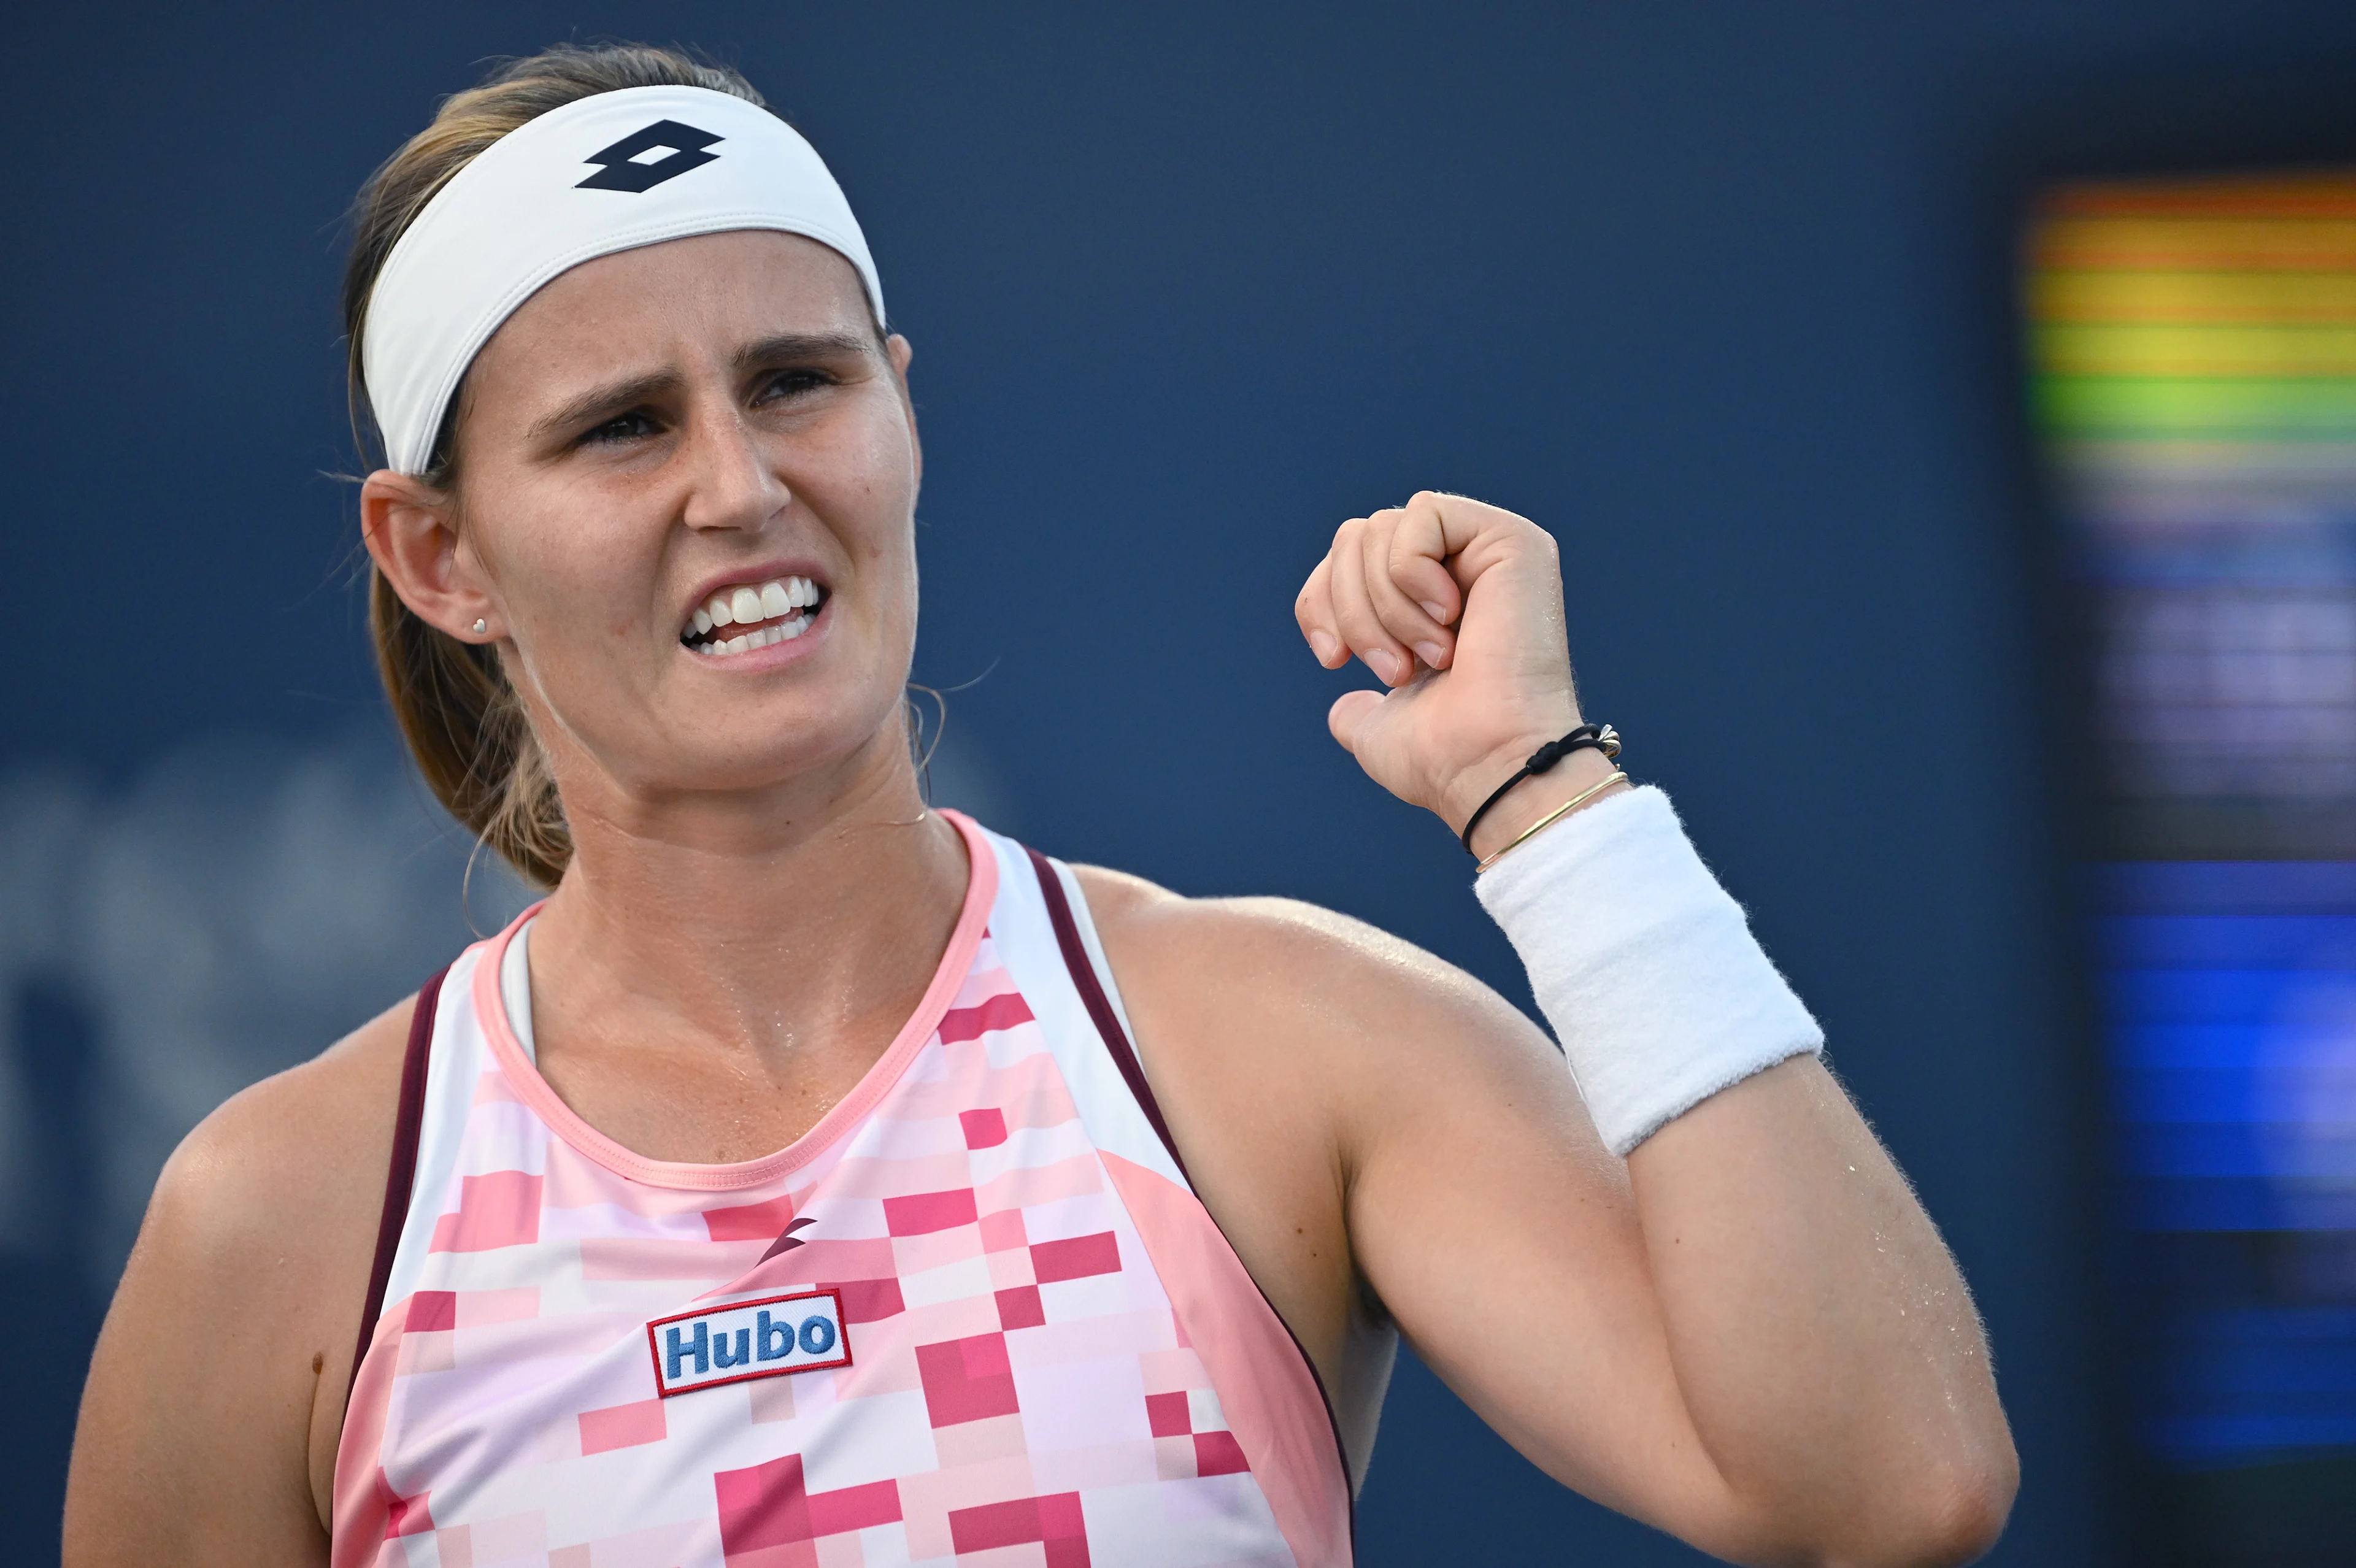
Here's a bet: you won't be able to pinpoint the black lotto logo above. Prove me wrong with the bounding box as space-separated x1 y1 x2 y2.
577 120 723 192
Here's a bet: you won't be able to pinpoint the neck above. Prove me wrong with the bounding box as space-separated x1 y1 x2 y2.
522 721 972 1085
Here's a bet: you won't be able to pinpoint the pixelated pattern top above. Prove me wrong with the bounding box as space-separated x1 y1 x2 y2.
331 812 1352 1568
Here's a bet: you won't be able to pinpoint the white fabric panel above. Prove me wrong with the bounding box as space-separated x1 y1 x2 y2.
1050 858 1150 1078
501 918 537 1063
976 826 1193 1194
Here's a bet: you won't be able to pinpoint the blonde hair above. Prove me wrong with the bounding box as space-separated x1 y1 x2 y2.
343 44 773 888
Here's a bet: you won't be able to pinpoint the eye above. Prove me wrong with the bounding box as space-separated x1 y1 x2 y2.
754 367 837 405
581 408 663 446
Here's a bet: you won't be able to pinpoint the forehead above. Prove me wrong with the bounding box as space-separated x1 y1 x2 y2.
472 229 875 391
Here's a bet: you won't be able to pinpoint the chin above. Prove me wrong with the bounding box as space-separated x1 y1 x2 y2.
656 704 904 797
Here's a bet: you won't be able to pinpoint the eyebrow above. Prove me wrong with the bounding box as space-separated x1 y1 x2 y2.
527 371 680 444
733 329 875 370
525 331 879 444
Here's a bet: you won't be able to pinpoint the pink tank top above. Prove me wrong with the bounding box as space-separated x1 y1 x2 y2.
332 812 1352 1567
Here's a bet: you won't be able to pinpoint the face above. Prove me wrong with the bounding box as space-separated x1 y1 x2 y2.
364 229 921 810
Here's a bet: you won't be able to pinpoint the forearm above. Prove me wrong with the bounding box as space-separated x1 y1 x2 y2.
1628 1057 2014 1564
1472 783 2014 1562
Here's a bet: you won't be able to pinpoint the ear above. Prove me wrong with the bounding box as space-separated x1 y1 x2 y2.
887 332 922 488
360 470 500 642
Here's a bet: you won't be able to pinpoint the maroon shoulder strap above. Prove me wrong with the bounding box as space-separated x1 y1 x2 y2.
347 964 447 1405
1023 845 1191 1184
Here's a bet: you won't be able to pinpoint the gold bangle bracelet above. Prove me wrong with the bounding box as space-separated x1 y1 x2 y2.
1473 771 1630 874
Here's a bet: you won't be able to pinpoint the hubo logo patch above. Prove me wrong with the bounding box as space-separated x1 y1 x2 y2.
577 119 723 193
645 1287 850 1397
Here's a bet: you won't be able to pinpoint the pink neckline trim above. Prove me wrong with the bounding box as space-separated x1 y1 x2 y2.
468 809 999 1191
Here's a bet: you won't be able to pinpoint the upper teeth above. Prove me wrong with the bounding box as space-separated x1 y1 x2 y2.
686 575 822 654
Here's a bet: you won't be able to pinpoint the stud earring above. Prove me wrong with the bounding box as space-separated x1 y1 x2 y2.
472 618 487 634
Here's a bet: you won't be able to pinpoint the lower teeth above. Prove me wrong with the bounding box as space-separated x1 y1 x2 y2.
691 610 816 654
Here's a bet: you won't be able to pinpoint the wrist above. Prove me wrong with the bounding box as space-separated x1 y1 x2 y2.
1459 745 1625 860
1472 785 1824 1155
1439 723 1577 831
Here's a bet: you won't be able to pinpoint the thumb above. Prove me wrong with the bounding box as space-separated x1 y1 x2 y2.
1328 688 1384 755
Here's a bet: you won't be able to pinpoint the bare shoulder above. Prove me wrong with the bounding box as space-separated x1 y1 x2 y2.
66 993 421 1561
144 994 413 1267
129 991 418 1428
1064 861 1574 1182
1071 862 1455 980
1066 861 1596 1214
1068 863 1529 1048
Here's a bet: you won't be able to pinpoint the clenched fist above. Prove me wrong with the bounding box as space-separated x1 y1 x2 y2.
1294 492 1621 855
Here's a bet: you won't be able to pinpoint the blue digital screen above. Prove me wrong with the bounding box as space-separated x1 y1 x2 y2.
2098 863 2356 1461
2034 179 2356 1486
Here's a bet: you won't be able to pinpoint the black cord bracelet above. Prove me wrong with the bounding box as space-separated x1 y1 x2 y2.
1458 723 1622 856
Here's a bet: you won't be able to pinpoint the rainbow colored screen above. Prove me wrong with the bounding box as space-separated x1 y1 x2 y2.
2030 179 2356 1475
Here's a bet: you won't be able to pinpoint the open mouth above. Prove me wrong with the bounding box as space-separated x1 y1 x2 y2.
681 575 827 656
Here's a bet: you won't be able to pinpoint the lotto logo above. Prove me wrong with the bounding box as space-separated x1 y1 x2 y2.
577 119 723 193
645 1288 850 1397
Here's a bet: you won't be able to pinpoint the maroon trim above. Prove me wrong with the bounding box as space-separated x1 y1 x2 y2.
643 1286 852 1396
1024 845 1191 1184
1022 847 1360 1538
346 964 447 1408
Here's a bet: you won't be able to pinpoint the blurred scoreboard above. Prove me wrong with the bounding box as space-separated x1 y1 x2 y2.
2029 178 2356 1499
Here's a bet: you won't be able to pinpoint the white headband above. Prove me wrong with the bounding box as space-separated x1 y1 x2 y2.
361 85 887 475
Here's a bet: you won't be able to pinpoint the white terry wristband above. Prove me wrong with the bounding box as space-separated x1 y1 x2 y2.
1474 785 1823 1156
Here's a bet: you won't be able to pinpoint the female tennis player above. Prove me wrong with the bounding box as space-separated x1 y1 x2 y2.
64 44 2014 1568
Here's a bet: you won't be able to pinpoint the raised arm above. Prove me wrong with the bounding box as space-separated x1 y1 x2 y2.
1291 492 2017 1564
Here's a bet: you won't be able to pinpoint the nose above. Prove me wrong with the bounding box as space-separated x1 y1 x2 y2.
678 404 789 534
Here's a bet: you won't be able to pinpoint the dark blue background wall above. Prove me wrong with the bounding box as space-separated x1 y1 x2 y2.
10 3 2356 1561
